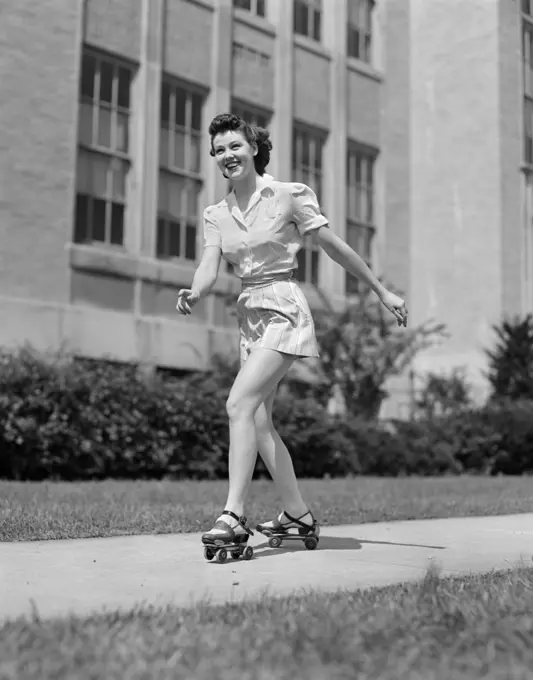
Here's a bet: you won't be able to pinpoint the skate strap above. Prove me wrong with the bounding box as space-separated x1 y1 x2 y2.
283 510 314 530
222 510 254 536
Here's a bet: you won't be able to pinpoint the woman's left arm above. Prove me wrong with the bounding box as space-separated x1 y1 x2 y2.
314 227 408 327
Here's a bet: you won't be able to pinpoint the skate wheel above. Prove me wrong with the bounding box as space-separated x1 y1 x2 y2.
231 550 241 560
204 547 215 561
216 548 228 564
269 537 282 549
243 546 253 561
304 536 318 551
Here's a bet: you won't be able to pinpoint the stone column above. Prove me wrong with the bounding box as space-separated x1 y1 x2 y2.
269 0 294 181
322 0 348 303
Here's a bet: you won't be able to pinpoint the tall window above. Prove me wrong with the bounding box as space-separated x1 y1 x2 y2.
347 0 373 63
75 51 132 246
232 101 270 129
523 21 533 164
157 80 204 261
346 147 376 295
233 0 266 18
293 0 321 42
292 126 325 286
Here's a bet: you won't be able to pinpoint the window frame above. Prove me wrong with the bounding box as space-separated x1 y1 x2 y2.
347 0 374 64
156 77 205 263
74 48 134 248
523 17 533 165
293 0 322 43
345 144 377 295
292 124 327 286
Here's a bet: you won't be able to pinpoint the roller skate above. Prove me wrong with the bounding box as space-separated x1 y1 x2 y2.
201 510 255 564
256 510 320 551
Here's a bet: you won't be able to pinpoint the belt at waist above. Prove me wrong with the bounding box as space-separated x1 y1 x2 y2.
240 272 294 291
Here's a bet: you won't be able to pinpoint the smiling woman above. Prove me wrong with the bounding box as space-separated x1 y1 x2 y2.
175 112 408 563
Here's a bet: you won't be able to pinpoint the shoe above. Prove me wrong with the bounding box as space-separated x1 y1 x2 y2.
256 509 319 537
201 510 254 547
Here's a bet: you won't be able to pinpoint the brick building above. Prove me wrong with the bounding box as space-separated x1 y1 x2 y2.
0 0 531 415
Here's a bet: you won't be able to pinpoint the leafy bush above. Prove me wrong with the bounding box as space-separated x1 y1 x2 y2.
486 314 533 402
414 368 474 420
0 347 532 481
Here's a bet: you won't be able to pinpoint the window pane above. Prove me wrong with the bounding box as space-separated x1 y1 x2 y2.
174 129 186 169
294 2 308 36
190 134 201 173
97 107 112 148
347 27 357 58
186 181 199 217
159 126 170 168
185 223 196 260
76 149 92 194
117 67 131 109
301 133 310 166
168 221 181 257
116 112 129 152
81 54 96 99
99 61 114 104
347 185 356 220
191 92 202 131
313 8 321 41
161 82 170 124
257 0 266 16
78 102 94 146
314 139 323 169
158 172 169 212
110 203 124 245
111 158 126 201
355 156 362 183
363 33 371 62
91 154 110 198
175 88 186 127
74 194 89 242
168 175 184 218
366 188 373 222
234 0 252 9
92 198 107 242
156 218 167 258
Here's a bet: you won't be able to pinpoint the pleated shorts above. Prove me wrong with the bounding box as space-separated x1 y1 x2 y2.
236 276 320 364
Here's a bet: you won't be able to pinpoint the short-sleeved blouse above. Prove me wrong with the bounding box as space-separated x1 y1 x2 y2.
202 174 328 283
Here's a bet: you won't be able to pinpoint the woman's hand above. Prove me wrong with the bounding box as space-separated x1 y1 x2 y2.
379 290 408 327
176 289 200 315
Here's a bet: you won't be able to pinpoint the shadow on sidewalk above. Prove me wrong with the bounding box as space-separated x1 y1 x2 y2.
253 534 446 558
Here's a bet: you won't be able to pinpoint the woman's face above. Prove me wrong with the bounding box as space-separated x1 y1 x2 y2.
212 130 257 182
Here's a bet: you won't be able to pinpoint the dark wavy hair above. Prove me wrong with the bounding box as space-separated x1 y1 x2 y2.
208 113 272 176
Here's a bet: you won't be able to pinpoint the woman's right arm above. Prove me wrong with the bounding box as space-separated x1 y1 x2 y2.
190 245 221 298
176 207 222 315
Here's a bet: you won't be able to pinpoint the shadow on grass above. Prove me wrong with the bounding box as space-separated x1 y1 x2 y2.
252 534 446 559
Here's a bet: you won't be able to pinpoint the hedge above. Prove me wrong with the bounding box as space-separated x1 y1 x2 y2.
0 348 532 480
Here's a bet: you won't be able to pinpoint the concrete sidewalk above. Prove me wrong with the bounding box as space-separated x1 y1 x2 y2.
1 513 532 623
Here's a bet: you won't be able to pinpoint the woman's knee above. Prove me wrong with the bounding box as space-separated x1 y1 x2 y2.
226 392 259 421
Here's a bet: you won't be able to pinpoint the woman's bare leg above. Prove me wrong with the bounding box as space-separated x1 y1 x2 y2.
208 348 294 534
254 388 309 519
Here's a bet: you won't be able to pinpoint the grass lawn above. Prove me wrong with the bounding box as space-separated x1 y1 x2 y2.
1 566 532 679
1 475 532 542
